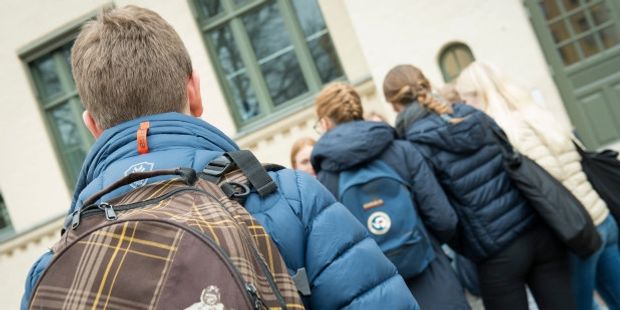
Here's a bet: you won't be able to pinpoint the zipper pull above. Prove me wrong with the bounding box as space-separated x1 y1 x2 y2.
71 210 81 230
100 203 117 221
245 283 266 309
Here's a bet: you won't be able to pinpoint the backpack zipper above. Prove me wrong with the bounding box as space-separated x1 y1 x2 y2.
72 185 284 309
72 187 203 230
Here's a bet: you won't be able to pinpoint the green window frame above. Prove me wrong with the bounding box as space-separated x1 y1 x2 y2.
191 0 345 130
0 193 14 238
438 43 475 82
20 30 94 189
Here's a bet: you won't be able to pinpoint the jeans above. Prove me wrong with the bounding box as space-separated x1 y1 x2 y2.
570 215 620 310
477 224 576 310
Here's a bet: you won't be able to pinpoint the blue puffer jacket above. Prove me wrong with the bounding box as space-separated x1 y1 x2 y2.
311 121 458 244
402 104 536 262
22 113 417 310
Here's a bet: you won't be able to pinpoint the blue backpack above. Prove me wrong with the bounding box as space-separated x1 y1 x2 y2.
339 160 435 279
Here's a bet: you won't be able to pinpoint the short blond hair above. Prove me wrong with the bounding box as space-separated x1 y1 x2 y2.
71 6 193 129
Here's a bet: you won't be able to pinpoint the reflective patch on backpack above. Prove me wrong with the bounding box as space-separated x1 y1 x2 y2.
368 211 391 235
124 162 155 188
185 285 225 310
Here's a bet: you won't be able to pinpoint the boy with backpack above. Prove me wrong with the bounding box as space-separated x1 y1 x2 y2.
21 6 417 309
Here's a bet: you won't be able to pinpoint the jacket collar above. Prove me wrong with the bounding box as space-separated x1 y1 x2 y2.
70 112 238 211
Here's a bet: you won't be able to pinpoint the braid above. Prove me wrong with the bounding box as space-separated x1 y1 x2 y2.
315 82 363 124
384 64 462 123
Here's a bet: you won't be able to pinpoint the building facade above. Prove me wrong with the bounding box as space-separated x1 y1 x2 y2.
1 0 618 307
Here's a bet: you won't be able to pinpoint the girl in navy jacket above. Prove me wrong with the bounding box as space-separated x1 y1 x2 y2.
383 64 575 310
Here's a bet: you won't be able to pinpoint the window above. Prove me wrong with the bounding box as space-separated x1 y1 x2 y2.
0 193 13 237
538 0 620 66
438 43 475 82
25 42 93 187
192 0 345 128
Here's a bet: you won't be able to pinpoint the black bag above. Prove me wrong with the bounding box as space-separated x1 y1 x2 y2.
575 142 620 222
481 117 602 258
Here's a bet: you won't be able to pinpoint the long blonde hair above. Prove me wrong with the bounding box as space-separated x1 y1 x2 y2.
456 61 570 150
383 65 461 123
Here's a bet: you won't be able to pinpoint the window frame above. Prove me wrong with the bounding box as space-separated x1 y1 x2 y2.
438 42 475 82
190 0 345 129
18 8 105 189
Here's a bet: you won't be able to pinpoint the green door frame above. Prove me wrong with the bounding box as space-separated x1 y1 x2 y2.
524 0 620 149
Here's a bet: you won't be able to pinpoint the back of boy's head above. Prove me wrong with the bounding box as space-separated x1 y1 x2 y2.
71 5 193 129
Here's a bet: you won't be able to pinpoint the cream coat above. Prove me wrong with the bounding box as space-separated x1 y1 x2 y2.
506 109 609 226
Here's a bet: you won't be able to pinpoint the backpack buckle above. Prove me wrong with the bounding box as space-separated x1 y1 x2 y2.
203 155 235 177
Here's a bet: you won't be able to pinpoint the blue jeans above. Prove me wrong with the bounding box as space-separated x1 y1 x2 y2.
570 215 620 310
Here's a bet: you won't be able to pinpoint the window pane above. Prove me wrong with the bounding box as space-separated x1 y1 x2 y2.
65 148 87 183
578 34 600 57
591 3 611 26
196 0 223 19
308 34 344 83
600 26 620 49
292 0 344 83
539 0 560 20
0 194 11 231
209 26 260 120
558 43 580 65
455 48 474 69
243 2 308 105
550 21 571 43
442 52 459 80
561 0 580 12
569 12 591 34
260 50 308 105
292 0 327 37
32 55 63 99
50 102 82 147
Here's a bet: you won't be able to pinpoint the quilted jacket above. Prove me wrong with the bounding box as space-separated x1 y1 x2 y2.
402 104 537 262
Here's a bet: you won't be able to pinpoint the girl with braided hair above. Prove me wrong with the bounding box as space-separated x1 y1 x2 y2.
310 82 470 309
383 64 575 310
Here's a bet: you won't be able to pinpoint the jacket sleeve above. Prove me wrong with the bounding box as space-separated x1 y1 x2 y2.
294 172 418 310
21 250 54 310
405 145 458 243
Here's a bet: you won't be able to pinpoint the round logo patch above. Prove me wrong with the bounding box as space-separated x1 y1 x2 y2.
367 211 391 235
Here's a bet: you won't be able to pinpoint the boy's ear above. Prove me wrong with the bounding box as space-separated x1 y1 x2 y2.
187 71 203 117
82 110 104 138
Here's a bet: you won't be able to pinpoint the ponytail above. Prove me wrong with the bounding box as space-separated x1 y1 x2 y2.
384 65 462 123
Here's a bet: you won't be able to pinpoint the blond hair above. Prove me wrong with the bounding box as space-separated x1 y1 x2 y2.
290 137 316 168
456 61 570 149
71 6 193 129
315 82 364 125
383 65 461 123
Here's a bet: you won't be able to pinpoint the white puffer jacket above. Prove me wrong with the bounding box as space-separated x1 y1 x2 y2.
507 110 609 226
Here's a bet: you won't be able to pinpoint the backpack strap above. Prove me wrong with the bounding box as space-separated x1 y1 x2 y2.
227 150 278 196
202 150 281 200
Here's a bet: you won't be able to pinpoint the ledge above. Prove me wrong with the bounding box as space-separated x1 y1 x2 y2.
0 214 64 255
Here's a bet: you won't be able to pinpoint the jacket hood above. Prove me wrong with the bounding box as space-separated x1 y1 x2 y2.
311 121 395 172
405 104 489 153
70 112 239 212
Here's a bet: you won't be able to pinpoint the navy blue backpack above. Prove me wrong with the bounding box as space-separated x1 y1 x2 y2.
338 160 435 279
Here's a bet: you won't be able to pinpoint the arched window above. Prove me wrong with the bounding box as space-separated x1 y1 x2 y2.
438 43 475 82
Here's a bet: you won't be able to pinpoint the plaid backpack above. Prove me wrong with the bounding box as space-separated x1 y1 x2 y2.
29 151 304 310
